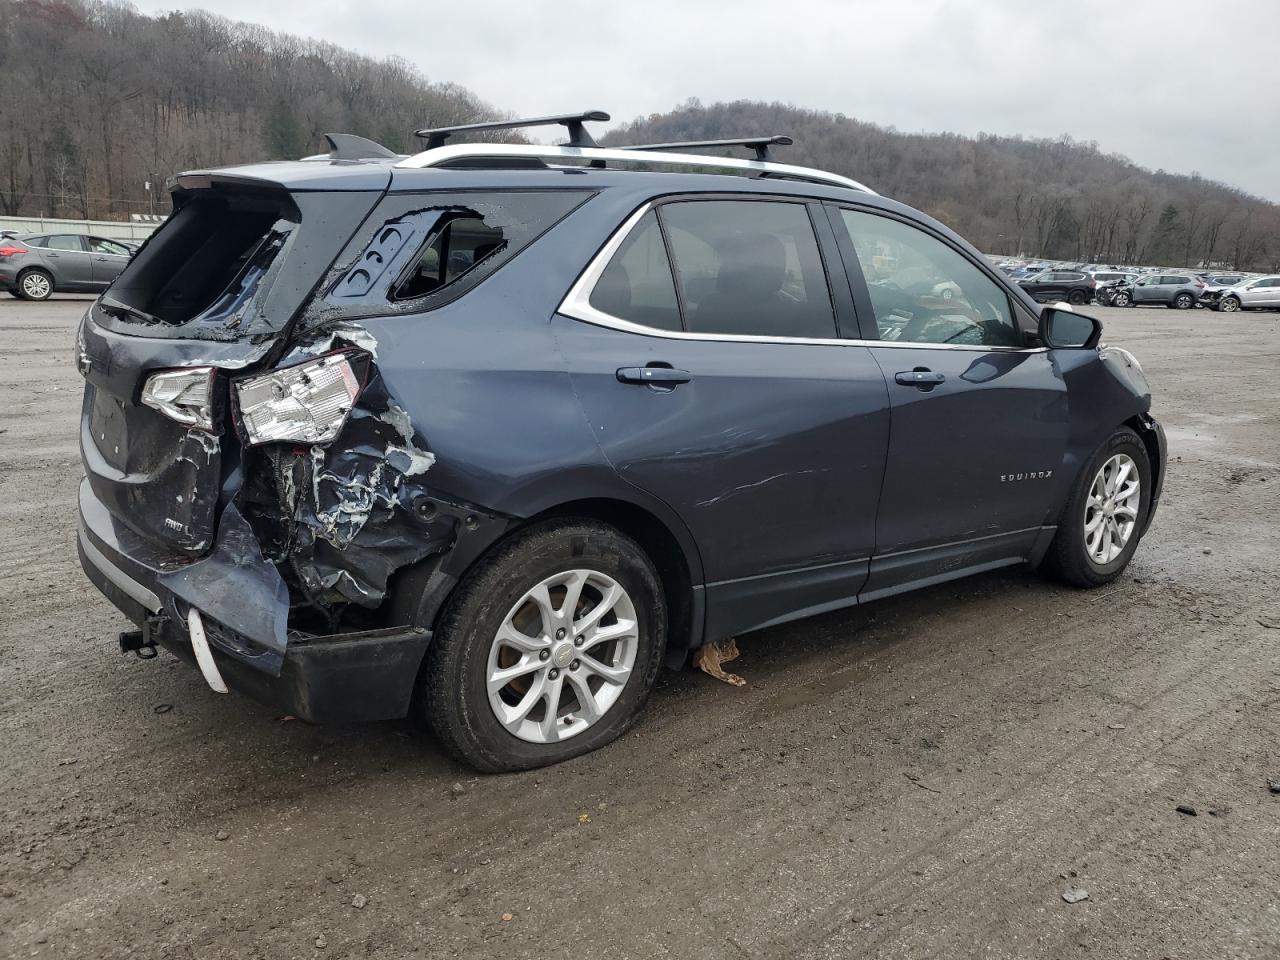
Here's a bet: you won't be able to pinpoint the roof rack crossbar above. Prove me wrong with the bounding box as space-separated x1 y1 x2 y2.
414 110 611 150
622 135 793 162
394 143 876 195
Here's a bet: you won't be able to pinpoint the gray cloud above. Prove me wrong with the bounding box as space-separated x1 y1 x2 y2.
131 0 1280 201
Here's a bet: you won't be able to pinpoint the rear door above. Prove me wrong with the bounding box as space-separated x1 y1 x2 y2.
828 205 1068 598
86 236 132 286
41 234 95 288
556 196 891 638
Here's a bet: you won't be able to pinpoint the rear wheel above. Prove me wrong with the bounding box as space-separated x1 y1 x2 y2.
1173 292 1194 309
16 269 53 301
1044 427 1151 588
418 519 666 772
1068 289 1088 305
1219 296 1241 312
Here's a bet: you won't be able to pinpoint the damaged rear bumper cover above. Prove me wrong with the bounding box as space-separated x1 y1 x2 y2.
76 478 429 723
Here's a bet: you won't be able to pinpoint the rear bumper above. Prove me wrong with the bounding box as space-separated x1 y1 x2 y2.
77 478 430 722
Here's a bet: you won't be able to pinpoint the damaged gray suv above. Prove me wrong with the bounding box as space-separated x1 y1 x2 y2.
77 113 1165 771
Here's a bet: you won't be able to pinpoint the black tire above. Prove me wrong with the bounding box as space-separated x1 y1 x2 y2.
1043 427 1152 588
1113 291 1131 307
418 519 667 772
1173 292 1194 309
1068 289 1088 305
16 268 53 301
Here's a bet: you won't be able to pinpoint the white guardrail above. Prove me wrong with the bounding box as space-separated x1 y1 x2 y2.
0 215 162 242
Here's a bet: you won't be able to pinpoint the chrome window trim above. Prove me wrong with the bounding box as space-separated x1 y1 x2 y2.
557 202 1048 354
395 143 877 195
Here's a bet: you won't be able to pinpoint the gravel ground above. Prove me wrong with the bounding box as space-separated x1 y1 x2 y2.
1 296 1278 960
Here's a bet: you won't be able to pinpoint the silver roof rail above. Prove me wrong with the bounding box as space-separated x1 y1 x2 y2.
394 143 876 195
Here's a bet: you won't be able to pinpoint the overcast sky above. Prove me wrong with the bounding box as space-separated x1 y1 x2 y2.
130 0 1280 201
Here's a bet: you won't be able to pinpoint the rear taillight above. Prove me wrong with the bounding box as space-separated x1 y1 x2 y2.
141 367 216 431
1195 281 1206 288
233 350 366 446
0 245 28 257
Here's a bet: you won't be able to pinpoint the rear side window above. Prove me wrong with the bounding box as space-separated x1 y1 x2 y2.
661 200 837 338
588 211 681 331
395 215 506 300
330 191 591 313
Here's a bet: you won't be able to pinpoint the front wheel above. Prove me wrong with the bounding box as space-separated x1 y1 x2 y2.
1173 292 1194 309
419 519 666 772
1113 291 1131 307
1044 427 1152 588
1219 296 1241 313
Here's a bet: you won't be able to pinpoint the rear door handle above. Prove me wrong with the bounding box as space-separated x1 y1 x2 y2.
616 366 692 386
895 370 946 387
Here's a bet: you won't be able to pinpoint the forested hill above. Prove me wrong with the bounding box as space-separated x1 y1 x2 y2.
0 0 498 220
604 101 1280 271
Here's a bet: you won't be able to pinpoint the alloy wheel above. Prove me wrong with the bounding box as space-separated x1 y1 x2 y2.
21 272 51 299
1114 292 1130 306
1220 297 1240 312
486 568 638 744
1175 294 1193 309
1084 453 1140 565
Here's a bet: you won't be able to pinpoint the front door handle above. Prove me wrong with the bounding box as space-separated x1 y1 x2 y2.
617 366 692 386
895 369 946 387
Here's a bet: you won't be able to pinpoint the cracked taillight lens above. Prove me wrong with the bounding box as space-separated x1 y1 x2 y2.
234 351 364 446
141 366 216 431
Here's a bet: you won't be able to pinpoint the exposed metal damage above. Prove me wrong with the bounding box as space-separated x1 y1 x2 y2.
238 328 504 631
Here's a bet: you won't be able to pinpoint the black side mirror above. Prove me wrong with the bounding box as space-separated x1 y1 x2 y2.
1039 306 1102 349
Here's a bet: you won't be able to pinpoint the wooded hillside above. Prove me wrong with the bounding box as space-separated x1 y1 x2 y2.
0 0 497 219
605 101 1280 270
3 2 1276 270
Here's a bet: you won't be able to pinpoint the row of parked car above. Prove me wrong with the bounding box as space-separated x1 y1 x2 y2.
0 229 138 300
991 258 1280 313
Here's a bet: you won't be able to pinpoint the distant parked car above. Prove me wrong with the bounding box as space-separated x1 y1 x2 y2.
0 233 133 300
1201 275 1280 312
1107 273 1205 309
1017 269 1096 305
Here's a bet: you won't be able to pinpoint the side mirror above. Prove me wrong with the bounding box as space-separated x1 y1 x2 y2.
1039 306 1101 349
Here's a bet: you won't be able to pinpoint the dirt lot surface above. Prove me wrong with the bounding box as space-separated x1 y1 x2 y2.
1 296 1278 960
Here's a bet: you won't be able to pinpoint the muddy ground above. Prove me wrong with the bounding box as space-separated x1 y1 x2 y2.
1 296 1278 960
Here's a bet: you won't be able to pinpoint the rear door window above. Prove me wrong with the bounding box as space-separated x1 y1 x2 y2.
660 200 837 338
588 211 681 331
46 235 86 252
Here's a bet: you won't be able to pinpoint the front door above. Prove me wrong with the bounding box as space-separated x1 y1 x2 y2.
87 237 132 287
556 198 891 639
828 205 1068 598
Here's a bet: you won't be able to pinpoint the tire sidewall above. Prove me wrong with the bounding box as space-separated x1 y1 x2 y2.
427 522 665 771
1114 292 1131 306
1175 293 1193 309
1070 431 1152 582
1221 297 1240 312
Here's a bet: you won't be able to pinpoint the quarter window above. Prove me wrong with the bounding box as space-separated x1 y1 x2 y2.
589 211 681 331
660 200 837 338
395 215 506 300
836 210 1021 347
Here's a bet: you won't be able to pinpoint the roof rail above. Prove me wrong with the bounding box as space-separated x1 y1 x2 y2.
394 143 876 194
622 135 793 162
414 110 610 149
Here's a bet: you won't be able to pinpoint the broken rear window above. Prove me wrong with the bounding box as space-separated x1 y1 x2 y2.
323 191 593 317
